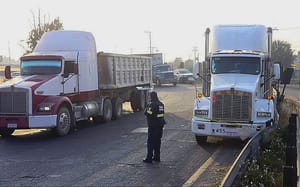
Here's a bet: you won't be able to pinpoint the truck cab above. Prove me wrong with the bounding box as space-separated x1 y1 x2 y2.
0 31 151 137
192 25 281 144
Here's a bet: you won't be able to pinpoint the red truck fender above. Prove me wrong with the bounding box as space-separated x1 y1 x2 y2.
34 96 73 115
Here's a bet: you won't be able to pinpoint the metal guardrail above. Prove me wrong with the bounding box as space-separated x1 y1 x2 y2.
283 113 298 187
220 126 275 186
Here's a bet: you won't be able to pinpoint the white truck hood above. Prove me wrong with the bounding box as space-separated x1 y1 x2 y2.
211 74 259 92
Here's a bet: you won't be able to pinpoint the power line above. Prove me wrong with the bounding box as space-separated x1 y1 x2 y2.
275 27 300 31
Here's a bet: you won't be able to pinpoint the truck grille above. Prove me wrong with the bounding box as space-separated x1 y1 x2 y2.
0 88 28 114
212 90 251 122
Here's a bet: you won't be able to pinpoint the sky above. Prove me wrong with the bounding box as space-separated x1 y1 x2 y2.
0 0 300 62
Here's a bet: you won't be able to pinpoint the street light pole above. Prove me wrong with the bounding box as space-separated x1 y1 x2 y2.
145 31 152 54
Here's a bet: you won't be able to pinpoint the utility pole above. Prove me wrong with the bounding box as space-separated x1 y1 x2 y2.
192 46 198 63
145 31 152 54
8 41 11 65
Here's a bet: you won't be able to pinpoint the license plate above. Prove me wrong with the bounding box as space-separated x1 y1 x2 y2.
212 128 226 134
7 123 17 128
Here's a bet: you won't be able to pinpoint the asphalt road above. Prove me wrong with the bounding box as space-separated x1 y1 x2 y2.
282 84 300 101
0 84 244 186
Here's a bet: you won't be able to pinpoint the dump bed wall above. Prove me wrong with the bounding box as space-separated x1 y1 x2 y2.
97 53 152 89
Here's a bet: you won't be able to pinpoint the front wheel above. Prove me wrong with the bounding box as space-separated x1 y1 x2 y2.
0 128 15 137
54 106 72 136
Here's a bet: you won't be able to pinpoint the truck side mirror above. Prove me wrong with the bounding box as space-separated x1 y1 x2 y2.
281 67 294 85
273 64 280 80
4 66 12 79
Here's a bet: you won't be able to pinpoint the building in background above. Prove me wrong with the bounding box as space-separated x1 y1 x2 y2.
0 55 18 65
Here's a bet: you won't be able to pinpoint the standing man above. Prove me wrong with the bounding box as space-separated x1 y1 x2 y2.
143 91 166 163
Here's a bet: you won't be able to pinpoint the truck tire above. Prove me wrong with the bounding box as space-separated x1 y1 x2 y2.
0 128 15 137
55 106 72 136
130 92 138 112
103 98 112 122
112 97 122 120
137 91 146 111
195 135 207 145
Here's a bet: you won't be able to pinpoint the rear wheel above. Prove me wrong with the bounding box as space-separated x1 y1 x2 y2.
136 91 146 111
112 97 122 120
102 98 112 122
195 135 207 145
55 106 72 136
0 128 15 137
130 92 138 112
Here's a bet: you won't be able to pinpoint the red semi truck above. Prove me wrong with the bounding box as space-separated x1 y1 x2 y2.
0 31 152 136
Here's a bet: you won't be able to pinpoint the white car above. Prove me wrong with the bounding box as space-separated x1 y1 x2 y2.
174 69 195 83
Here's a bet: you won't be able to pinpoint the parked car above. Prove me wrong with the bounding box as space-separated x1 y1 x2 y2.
174 68 195 83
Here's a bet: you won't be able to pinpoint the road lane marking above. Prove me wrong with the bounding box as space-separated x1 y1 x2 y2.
182 147 223 187
131 127 148 133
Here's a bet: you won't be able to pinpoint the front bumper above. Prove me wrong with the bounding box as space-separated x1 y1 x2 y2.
0 115 57 129
191 118 265 140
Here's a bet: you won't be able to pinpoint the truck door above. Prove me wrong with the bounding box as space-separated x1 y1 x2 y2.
62 61 79 95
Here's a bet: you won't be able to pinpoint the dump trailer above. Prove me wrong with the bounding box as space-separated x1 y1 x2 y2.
0 31 152 137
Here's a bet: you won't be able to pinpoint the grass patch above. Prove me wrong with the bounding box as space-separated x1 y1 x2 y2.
241 97 299 186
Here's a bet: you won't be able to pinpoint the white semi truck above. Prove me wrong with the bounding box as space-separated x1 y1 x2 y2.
0 31 152 137
192 25 282 144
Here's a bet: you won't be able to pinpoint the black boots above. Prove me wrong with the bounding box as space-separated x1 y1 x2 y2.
143 157 160 163
143 159 152 163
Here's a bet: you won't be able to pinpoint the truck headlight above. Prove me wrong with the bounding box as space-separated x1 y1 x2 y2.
194 109 208 116
38 103 54 112
257 112 271 117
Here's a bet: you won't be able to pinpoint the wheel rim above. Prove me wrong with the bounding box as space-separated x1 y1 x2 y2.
57 111 71 133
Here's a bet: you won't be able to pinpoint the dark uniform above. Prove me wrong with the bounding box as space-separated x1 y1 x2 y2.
143 91 166 163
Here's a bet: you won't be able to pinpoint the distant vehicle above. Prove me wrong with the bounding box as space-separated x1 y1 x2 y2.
11 71 20 77
153 64 177 86
174 68 195 83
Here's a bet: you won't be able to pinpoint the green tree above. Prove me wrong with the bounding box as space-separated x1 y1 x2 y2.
24 10 64 54
272 40 294 70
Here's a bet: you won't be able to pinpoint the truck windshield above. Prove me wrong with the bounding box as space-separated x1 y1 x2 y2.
211 57 260 75
20 60 62 75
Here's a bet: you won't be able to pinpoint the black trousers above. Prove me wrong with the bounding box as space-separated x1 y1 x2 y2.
146 127 163 160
